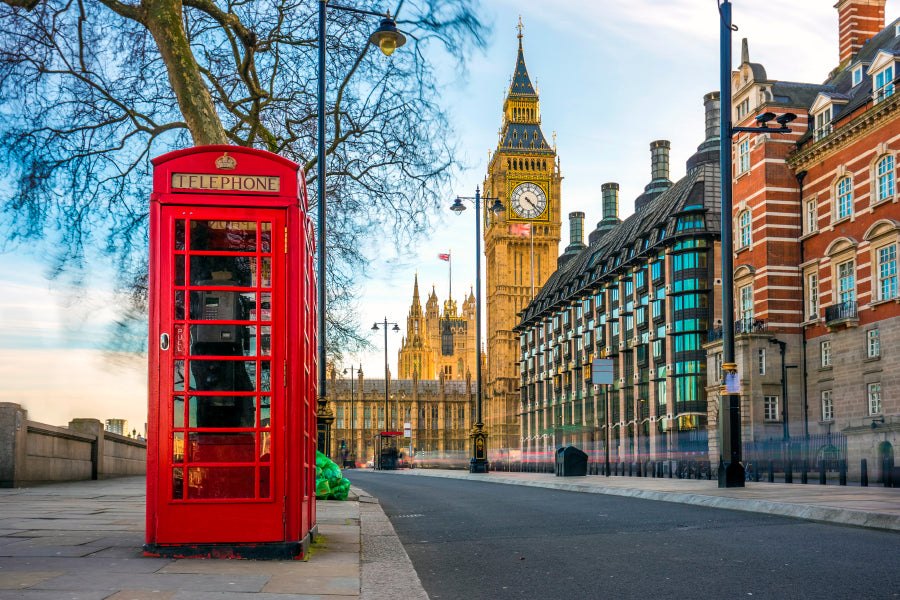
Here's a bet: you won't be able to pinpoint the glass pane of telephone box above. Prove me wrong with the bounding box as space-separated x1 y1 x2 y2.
190 291 254 321
190 220 257 252
188 395 256 428
190 256 256 288
188 359 258 392
189 325 257 357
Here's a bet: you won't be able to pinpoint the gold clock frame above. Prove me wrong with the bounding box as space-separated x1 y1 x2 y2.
507 177 551 223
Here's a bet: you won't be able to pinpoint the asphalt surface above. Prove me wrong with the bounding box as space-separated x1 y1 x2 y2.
349 470 900 600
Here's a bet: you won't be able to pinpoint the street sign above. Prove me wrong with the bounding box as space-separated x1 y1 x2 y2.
403 422 411 438
591 358 614 385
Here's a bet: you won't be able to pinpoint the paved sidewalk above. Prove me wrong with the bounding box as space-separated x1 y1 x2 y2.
386 468 900 532
0 477 426 600
1 472 896 599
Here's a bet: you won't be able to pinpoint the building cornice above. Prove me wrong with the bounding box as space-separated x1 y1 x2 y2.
788 93 900 170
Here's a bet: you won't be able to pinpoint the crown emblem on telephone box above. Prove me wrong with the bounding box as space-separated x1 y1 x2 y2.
215 152 237 170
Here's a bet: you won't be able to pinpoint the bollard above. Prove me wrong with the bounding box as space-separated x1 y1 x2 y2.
768 460 775 483
801 459 808 485
839 460 847 486
628 462 633 477
785 460 793 484
668 461 674 478
819 460 826 485
861 459 868 487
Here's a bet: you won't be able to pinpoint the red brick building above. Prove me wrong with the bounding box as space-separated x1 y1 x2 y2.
707 0 899 481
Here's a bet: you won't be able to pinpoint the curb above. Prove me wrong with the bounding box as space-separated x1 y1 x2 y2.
353 485 429 600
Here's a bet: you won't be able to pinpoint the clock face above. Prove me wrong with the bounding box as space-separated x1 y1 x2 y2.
510 182 547 219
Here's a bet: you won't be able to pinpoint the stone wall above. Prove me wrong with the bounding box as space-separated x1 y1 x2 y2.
0 403 146 488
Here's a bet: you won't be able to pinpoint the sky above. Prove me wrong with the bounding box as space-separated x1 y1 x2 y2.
3 0 899 429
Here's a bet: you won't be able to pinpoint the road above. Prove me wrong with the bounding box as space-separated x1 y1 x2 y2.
349 470 900 600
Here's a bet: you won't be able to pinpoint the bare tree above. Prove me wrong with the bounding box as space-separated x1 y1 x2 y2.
0 0 487 360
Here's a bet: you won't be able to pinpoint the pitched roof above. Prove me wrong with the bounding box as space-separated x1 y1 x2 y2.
518 160 721 328
508 35 537 98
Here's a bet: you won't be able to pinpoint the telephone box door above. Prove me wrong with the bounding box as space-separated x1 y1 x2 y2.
155 206 286 544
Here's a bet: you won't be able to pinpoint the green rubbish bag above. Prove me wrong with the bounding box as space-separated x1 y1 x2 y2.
315 451 351 500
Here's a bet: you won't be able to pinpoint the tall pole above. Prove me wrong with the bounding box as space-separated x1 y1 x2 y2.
605 384 611 477
718 0 744 487
315 0 334 458
475 189 482 428
383 318 389 431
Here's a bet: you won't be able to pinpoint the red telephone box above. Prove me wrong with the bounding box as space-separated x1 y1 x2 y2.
144 146 317 559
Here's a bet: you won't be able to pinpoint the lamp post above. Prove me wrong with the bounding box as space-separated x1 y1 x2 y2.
718 0 795 487
450 187 505 473
371 319 400 469
315 1 406 459
343 364 360 466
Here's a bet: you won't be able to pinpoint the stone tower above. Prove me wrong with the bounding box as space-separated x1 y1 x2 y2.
482 23 562 451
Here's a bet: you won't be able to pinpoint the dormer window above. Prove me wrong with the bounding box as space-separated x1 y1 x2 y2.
814 106 833 141
874 64 895 103
852 66 864 86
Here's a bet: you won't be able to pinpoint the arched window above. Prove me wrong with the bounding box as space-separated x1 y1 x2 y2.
876 155 895 202
837 176 852 219
739 210 752 247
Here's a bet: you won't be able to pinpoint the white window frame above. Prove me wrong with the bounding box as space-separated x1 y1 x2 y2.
867 329 880 358
814 107 832 141
739 210 752 248
836 176 853 220
837 259 856 304
738 139 750 173
821 340 832 368
868 382 882 415
877 243 898 300
764 395 779 421
806 198 818 234
740 284 753 328
807 272 819 321
853 66 864 86
757 348 766 375
821 390 834 421
876 154 895 202
874 65 895 103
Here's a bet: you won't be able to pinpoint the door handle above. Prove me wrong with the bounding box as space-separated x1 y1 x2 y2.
160 333 170 351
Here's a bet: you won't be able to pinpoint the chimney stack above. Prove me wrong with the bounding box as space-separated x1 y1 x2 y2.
650 140 670 183
602 183 619 221
686 92 721 173
587 183 622 246
836 0 886 65
635 141 673 213
568 212 585 248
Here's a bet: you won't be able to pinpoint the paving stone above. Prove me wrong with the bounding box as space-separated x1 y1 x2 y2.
0 590 111 600
31 572 271 593
0 556 173 572
173 593 357 600
158 560 358 578
105 591 177 600
261 574 359 595
0 571 63 590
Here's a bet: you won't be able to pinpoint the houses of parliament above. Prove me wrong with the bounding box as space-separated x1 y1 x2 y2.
324 24 562 465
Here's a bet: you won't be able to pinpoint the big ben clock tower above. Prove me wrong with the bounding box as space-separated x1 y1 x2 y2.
483 23 561 453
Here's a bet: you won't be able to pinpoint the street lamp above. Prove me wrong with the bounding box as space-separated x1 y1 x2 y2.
717 0 795 488
450 186 504 473
343 364 360 466
371 319 400 468
315 2 406 459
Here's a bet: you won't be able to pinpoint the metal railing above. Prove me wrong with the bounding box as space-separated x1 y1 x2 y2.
707 318 768 342
825 300 857 325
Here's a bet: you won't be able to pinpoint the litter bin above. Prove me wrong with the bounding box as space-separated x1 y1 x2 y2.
555 446 588 477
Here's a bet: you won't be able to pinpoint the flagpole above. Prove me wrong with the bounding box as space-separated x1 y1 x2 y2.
449 250 452 301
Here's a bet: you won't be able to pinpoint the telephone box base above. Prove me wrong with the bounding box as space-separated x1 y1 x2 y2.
143 536 309 561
